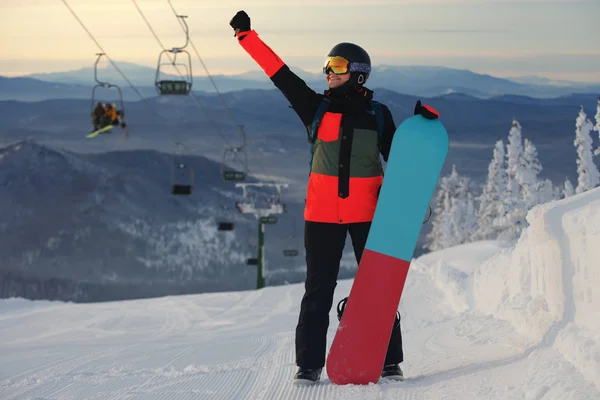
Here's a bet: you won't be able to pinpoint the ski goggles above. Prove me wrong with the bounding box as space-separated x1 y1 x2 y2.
323 56 371 75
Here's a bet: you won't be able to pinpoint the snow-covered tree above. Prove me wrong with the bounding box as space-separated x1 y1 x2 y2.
425 166 460 251
552 184 562 200
438 192 454 249
563 177 575 198
574 106 600 193
494 175 526 242
473 140 506 241
489 119 528 242
538 179 557 203
517 138 543 208
593 97 600 156
506 119 525 182
425 165 477 251
449 177 478 244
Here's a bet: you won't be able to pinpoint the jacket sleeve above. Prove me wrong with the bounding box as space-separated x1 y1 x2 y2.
236 30 321 126
379 104 397 162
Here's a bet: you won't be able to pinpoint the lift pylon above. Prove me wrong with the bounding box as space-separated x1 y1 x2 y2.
234 182 289 289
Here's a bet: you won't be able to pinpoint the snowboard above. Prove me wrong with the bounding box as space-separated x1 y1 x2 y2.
326 109 449 385
86 124 114 138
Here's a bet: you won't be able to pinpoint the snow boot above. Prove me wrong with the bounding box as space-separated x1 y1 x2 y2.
293 367 322 386
381 364 404 381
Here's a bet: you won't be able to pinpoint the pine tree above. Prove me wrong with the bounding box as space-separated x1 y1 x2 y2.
494 120 527 242
425 165 476 250
506 120 524 182
425 166 460 251
440 192 455 249
473 140 506 241
574 106 600 193
450 177 477 244
594 97 600 156
563 177 575 198
553 184 562 200
518 138 543 209
494 175 526 242
538 179 557 203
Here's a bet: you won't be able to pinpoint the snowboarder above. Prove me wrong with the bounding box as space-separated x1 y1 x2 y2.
230 10 408 385
105 103 120 126
92 102 106 131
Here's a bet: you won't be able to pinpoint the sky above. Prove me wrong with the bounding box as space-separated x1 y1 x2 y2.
0 0 599 83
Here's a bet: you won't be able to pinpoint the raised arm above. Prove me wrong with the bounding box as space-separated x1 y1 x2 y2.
230 11 321 126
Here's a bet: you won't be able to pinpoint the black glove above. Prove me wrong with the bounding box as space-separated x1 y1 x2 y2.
414 100 439 120
230 10 251 36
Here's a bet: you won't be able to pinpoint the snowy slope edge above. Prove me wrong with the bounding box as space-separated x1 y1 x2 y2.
473 186 600 390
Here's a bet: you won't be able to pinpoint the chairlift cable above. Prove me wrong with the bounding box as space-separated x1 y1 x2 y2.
167 0 271 180
131 0 235 150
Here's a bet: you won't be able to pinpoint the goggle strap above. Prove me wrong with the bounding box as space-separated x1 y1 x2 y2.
348 62 371 74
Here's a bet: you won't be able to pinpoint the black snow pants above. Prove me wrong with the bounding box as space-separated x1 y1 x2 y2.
295 221 404 369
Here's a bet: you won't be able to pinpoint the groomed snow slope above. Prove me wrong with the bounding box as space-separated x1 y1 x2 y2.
0 187 599 399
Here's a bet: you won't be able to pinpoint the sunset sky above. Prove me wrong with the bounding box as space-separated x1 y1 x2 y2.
1 0 599 82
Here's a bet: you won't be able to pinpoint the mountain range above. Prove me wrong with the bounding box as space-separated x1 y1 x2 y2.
0 140 313 302
2 62 597 102
1 63 599 303
1 86 597 186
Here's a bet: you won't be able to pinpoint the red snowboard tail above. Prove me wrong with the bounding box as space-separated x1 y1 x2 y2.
326 249 410 385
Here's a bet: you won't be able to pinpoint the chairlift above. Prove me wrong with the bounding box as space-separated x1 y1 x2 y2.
221 146 247 182
282 215 299 257
155 15 193 95
218 222 234 231
244 224 258 264
170 142 193 195
90 53 127 136
171 164 194 195
283 249 299 257
246 258 258 265
217 204 235 231
222 126 249 181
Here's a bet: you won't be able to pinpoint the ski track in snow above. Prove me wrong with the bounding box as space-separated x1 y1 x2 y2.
1 277 595 400
1 192 600 399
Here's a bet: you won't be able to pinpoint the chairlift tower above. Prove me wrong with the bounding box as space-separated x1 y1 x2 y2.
235 182 289 289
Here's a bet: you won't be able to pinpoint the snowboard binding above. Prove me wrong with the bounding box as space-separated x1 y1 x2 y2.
337 297 401 328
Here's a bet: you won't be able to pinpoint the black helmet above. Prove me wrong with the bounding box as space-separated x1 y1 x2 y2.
326 42 371 89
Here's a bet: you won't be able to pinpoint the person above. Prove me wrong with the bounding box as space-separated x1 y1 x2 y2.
230 10 437 386
92 102 105 131
104 103 119 126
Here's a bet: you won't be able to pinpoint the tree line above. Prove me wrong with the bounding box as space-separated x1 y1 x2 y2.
425 98 600 251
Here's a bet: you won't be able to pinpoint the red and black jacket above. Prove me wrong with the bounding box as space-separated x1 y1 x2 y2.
237 30 396 224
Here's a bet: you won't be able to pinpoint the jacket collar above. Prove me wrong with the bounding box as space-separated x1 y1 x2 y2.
324 86 374 103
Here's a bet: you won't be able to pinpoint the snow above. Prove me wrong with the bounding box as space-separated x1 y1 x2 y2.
1 188 599 399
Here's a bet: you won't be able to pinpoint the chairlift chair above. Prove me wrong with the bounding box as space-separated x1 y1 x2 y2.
171 164 194 195
217 204 235 231
218 221 234 231
170 142 193 195
90 53 127 135
155 16 193 95
221 146 247 182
